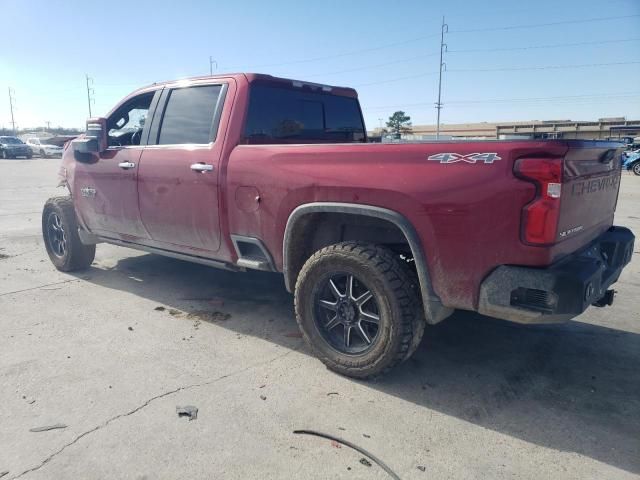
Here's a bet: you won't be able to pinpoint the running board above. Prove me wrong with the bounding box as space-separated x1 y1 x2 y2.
96 236 241 272
236 257 272 271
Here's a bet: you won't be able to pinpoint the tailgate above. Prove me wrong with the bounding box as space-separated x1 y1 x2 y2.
558 141 623 243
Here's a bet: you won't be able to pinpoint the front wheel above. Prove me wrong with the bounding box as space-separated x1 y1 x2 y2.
1 150 9 159
633 162 640 176
294 242 424 379
42 196 95 271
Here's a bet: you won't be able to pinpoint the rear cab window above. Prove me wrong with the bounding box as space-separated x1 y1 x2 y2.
243 83 366 144
157 85 223 145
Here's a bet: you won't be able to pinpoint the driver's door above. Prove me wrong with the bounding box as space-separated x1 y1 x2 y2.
73 89 161 241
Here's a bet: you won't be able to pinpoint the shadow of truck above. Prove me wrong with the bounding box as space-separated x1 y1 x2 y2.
77 252 640 475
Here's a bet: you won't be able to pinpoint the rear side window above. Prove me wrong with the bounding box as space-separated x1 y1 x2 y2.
158 85 222 145
243 84 366 144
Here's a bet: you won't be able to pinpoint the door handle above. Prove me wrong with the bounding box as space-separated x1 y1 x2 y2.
190 163 214 173
118 161 136 170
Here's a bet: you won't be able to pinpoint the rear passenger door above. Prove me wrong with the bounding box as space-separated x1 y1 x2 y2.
137 82 228 254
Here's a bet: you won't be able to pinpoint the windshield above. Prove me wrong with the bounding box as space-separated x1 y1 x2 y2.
0 137 24 144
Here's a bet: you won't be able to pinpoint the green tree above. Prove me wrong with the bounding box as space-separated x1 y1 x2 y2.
386 111 412 137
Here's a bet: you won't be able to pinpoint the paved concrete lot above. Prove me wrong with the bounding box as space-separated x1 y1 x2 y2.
1 158 639 479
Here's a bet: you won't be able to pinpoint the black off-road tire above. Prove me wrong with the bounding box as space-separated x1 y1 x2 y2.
400 262 426 362
294 242 424 379
42 196 95 271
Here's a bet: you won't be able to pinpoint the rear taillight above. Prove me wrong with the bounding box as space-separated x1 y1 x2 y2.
514 157 563 245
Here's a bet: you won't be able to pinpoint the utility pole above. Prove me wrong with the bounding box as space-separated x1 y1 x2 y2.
209 56 217 75
45 121 51 132
85 74 95 117
435 16 448 140
8 87 16 135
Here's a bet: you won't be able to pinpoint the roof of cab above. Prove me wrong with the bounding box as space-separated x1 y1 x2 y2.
135 73 358 98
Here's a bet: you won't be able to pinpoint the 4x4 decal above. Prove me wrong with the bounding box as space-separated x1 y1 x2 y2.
428 152 501 164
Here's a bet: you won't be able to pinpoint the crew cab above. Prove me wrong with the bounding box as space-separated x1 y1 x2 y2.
42 73 634 378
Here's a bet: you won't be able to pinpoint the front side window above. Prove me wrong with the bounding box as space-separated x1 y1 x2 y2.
157 85 222 145
243 84 366 144
107 92 154 147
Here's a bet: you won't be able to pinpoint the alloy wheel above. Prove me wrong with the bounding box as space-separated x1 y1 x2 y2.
313 272 381 355
46 212 67 257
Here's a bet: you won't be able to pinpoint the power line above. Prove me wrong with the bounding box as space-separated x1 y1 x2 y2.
449 14 640 34
291 38 640 79
449 38 640 54
227 33 441 70
231 15 638 72
287 37 640 80
86 36 640 91
357 60 640 87
443 0 637 21
21 37 638 97
362 92 640 111
448 93 640 105
354 71 439 87
449 60 640 73
442 96 640 109
305 51 441 78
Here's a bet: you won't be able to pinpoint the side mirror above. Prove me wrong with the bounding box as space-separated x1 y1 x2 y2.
72 117 108 154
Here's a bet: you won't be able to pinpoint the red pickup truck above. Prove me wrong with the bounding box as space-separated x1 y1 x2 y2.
43 73 634 378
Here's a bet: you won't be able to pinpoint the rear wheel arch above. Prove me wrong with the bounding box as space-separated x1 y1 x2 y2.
282 202 453 324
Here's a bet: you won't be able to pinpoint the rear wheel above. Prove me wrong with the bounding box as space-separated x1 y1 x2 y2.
294 242 424 379
42 197 95 271
633 162 640 176
40 149 46 158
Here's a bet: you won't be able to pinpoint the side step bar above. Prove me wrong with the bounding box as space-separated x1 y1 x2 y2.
96 235 241 272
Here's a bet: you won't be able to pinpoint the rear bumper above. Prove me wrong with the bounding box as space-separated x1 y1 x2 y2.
478 226 635 323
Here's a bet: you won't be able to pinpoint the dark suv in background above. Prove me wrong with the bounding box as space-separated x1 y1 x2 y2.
0 136 32 159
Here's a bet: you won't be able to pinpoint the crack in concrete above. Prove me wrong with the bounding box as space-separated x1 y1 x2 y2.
0 279 79 297
10 347 298 479
0 211 41 217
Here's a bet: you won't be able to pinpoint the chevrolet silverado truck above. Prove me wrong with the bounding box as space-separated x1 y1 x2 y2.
42 73 635 378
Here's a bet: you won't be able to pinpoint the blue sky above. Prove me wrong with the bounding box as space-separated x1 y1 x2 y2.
1 0 639 130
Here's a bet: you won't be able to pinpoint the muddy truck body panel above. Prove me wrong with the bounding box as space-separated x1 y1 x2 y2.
52 73 634 377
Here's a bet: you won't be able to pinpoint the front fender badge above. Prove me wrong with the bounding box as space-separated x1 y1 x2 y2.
80 187 96 198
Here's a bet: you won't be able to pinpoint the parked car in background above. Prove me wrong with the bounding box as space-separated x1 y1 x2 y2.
623 149 640 175
25 138 64 158
0 136 32 159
